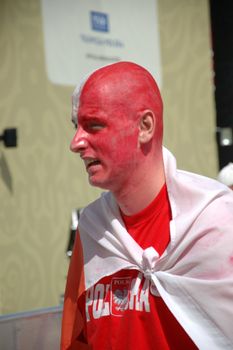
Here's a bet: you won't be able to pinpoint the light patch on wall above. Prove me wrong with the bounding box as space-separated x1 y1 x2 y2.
40 0 162 87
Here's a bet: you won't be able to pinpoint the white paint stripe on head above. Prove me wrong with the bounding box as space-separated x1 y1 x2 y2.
71 73 91 124
71 63 115 125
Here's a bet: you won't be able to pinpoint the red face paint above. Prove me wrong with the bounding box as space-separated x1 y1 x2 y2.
70 62 163 194
71 90 139 191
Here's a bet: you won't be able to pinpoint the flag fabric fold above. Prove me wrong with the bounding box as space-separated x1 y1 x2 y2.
61 148 233 350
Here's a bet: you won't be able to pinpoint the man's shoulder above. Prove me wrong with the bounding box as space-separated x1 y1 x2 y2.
178 168 223 188
176 167 233 199
182 169 233 220
163 146 231 199
167 165 233 227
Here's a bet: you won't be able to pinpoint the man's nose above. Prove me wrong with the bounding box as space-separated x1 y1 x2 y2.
70 128 88 153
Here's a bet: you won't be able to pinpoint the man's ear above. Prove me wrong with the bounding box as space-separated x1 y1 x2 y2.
138 110 155 144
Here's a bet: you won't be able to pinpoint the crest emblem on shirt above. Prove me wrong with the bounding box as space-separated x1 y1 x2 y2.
110 277 131 316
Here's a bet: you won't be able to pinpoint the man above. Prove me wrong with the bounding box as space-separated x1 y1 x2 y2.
61 62 233 350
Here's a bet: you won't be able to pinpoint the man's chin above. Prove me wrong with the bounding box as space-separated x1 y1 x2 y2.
88 176 113 191
88 177 108 190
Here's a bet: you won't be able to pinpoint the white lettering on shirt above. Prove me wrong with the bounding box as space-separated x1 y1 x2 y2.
86 272 151 321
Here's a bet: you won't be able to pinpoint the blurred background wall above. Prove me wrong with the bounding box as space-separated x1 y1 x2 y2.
0 0 217 315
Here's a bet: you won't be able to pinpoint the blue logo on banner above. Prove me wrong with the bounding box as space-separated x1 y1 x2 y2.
90 11 109 32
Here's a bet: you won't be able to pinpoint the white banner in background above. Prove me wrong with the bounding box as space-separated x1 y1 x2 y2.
41 0 162 87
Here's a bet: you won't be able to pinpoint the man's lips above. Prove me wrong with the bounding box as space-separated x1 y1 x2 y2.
83 158 101 169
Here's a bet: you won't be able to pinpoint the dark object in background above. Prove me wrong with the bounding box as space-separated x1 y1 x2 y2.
0 128 17 147
210 0 233 169
66 209 82 258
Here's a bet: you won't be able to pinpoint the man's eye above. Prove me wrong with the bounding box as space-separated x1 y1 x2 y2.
88 123 105 131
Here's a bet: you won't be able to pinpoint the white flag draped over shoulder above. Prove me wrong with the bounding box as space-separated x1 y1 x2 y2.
62 148 233 350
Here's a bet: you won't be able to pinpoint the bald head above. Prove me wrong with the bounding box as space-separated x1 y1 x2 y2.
72 62 163 145
70 62 165 203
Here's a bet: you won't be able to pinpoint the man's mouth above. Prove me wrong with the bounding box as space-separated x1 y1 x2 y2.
84 158 101 169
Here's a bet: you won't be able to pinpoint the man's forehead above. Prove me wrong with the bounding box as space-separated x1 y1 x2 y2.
78 79 124 113
71 61 161 122
78 105 107 119
72 88 108 125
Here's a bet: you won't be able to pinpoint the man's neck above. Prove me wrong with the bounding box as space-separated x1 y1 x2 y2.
113 160 165 216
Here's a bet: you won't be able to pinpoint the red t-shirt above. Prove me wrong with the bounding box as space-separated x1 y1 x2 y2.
80 185 197 349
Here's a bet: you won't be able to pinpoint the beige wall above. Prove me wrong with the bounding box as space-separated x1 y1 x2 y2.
0 0 217 314
160 0 217 176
